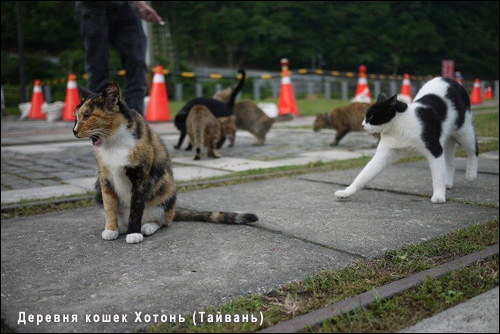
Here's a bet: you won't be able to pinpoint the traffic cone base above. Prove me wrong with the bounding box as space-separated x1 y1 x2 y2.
145 65 171 121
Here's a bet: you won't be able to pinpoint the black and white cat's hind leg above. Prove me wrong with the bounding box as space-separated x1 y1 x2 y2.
455 118 479 182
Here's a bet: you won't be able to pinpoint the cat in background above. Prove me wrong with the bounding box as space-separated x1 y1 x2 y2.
73 83 258 244
186 104 236 160
335 77 478 204
313 102 373 146
174 69 245 150
213 87 274 146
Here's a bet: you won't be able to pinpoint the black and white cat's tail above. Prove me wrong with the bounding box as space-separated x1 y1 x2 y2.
227 69 246 110
174 207 258 224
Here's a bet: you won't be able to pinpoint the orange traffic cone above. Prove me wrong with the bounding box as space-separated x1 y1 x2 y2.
398 73 412 104
483 86 492 100
277 58 299 117
470 79 482 105
351 65 371 103
62 74 80 121
28 79 46 120
145 65 170 121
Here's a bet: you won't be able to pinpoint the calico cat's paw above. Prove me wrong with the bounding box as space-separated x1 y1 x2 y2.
126 233 144 244
141 223 160 236
335 188 354 199
431 195 446 204
102 230 119 240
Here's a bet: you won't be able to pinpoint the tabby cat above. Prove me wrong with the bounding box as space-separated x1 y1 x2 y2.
174 69 245 149
335 77 478 204
73 83 258 244
186 104 226 160
313 102 372 146
213 88 274 146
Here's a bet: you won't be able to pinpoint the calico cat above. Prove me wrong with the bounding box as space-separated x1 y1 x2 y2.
213 88 274 146
313 102 373 146
73 83 258 244
335 77 478 204
186 104 225 160
174 69 245 150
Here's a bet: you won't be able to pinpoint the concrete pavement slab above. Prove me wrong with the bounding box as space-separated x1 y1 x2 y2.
64 177 97 191
297 159 499 206
172 157 279 172
480 150 499 160
399 287 499 333
172 166 231 181
1 184 92 204
177 178 499 258
1 205 355 333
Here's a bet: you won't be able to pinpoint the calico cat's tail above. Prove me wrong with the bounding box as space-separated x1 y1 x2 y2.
174 207 258 224
227 69 246 111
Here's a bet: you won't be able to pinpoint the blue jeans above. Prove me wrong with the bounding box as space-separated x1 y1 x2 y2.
76 1 147 114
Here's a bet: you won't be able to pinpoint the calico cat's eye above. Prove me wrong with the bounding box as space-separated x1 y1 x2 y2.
83 113 91 121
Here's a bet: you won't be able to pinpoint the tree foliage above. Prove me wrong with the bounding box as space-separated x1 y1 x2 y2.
163 1 498 79
1 1 498 85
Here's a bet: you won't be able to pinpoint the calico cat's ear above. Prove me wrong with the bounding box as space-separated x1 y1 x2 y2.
78 86 93 100
376 93 388 103
388 94 408 113
102 82 121 106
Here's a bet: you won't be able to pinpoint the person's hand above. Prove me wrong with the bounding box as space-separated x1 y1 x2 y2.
134 1 164 24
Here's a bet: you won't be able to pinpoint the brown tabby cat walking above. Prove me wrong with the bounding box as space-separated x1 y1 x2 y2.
73 83 258 244
186 104 230 160
313 102 372 146
213 88 274 146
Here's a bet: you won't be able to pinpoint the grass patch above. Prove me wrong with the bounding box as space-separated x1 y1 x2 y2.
295 98 347 116
473 112 499 137
472 103 499 112
310 257 498 333
144 218 499 333
456 140 499 158
1 198 95 220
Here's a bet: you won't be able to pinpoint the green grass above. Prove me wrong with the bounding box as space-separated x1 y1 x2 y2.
473 112 499 137
1 198 95 220
144 218 499 333
310 257 498 333
295 98 347 116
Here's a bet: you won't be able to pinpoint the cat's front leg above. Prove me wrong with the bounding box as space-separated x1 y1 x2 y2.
101 186 120 241
427 154 447 204
125 168 147 244
335 146 396 199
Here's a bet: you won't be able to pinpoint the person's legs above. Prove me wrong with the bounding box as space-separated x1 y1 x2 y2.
76 2 110 94
110 2 147 114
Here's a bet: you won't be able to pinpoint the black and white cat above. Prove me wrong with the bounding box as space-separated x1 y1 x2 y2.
335 77 478 204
